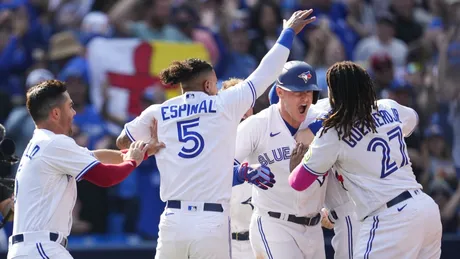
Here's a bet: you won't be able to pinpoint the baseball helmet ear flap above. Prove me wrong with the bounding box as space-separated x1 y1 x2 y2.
268 83 279 105
313 91 319 104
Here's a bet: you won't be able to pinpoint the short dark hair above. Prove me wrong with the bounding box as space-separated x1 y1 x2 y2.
26 80 68 123
160 58 213 86
321 61 378 139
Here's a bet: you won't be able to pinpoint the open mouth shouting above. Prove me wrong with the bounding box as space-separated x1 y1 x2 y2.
299 104 308 114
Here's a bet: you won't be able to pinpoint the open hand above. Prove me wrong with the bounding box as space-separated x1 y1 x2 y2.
147 118 166 156
290 142 309 172
283 9 316 34
124 141 149 166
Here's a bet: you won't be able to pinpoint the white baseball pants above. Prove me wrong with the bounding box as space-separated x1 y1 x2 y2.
354 190 442 259
8 241 71 259
155 203 231 259
249 212 325 259
330 201 361 259
231 239 254 259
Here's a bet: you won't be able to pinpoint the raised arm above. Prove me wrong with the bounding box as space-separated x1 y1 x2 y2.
221 10 316 120
247 10 316 98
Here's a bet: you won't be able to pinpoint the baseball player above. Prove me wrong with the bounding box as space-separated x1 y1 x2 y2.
8 80 160 259
272 88 361 259
290 61 442 259
234 61 328 259
220 78 255 259
292 98 361 259
115 10 317 259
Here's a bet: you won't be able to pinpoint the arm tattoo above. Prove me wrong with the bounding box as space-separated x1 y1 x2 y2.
116 131 132 150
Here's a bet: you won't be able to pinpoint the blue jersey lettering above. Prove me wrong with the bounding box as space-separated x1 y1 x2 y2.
162 100 217 121
258 146 291 166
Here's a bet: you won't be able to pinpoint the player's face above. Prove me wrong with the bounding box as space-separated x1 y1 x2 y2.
278 88 314 124
58 92 77 136
203 70 218 96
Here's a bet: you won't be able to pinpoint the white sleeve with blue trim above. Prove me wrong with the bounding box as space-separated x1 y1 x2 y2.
234 115 261 165
381 99 419 137
396 103 419 137
302 128 340 176
123 104 159 143
44 136 100 181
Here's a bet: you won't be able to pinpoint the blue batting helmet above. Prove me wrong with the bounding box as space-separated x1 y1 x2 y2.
269 61 321 105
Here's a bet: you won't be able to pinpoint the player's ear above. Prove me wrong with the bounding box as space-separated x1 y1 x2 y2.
50 107 60 121
203 80 211 94
276 86 284 98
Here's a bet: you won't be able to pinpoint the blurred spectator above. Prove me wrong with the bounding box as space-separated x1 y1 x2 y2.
389 0 424 45
429 182 460 234
52 0 95 31
421 124 457 190
353 13 408 67
368 52 397 97
4 68 54 174
172 4 220 64
109 0 190 42
48 31 84 75
436 10 460 193
198 0 229 33
248 0 304 62
63 69 109 150
79 11 114 45
0 5 33 107
346 0 376 39
303 19 346 96
297 0 347 23
219 20 256 80
136 156 163 240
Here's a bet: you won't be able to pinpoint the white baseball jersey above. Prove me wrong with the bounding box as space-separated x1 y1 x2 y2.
302 99 422 220
230 183 253 232
123 42 290 204
299 100 353 212
13 129 99 236
235 104 327 216
324 168 353 212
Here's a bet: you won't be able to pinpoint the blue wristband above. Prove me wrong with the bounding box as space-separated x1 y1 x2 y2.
276 28 295 49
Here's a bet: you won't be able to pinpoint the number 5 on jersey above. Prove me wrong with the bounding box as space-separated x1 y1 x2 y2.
177 118 205 158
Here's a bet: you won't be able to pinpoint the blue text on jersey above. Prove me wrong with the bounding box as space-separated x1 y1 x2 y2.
342 108 402 148
258 146 291 166
161 100 217 121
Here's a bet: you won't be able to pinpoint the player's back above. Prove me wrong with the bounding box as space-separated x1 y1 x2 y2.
332 99 422 219
125 89 253 204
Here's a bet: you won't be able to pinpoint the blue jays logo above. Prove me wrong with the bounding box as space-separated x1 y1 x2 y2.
298 71 312 83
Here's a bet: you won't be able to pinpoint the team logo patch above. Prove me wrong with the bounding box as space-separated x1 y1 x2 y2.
298 71 312 83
